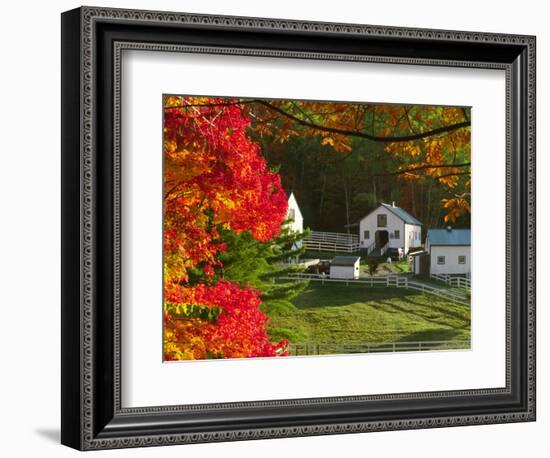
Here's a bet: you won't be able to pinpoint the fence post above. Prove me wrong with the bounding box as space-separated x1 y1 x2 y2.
392 342 396 352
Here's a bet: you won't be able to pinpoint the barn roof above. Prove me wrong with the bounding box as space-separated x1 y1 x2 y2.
358 203 421 226
380 203 422 225
331 256 360 267
427 228 471 246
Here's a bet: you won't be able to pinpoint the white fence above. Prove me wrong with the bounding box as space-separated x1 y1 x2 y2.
289 340 470 356
431 273 471 288
279 273 469 306
304 231 360 253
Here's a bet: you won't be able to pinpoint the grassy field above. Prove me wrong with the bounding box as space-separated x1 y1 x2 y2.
265 282 470 351
358 259 410 276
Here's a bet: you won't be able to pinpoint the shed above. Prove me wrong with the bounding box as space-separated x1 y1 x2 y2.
330 256 361 280
426 228 471 276
409 250 430 276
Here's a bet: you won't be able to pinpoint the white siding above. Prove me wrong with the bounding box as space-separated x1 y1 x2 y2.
429 246 471 275
286 192 303 249
359 205 421 253
286 192 303 234
330 261 360 279
411 255 422 274
359 205 403 249
404 223 422 253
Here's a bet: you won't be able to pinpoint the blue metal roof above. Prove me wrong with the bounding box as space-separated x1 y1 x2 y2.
427 228 471 246
380 203 422 226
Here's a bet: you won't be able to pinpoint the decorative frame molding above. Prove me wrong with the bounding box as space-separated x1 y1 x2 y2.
61 6 536 451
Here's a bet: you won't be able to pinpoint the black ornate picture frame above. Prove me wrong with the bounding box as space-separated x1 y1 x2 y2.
61 6 536 451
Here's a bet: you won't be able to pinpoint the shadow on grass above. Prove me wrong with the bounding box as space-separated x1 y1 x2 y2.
401 296 471 324
369 299 469 330
291 283 419 308
396 328 470 344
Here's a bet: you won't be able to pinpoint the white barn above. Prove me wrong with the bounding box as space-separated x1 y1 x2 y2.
359 202 422 256
425 228 471 276
330 256 360 279
284 191 304 263
286 191 303 236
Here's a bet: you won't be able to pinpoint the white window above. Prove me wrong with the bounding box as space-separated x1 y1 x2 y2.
394 230 400 239
458 255 466 264
377 214 387 227
363 230 370 239
437 256 445 265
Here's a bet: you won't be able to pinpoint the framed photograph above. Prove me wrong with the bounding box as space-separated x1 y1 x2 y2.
61 6 536 450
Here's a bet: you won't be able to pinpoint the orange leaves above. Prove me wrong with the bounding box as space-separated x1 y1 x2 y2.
321 134 352 152
163 96 288 281
163 96 289 360
442 194 471 223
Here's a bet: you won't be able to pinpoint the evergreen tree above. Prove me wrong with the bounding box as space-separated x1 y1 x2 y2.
217 224 311 314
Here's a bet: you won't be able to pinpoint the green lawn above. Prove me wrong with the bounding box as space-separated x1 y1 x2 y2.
265 282 470 351
358 259 410 277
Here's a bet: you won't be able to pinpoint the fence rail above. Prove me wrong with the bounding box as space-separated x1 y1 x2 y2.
289 340 470 356
308 230 359 243
431 273 472 288
304 231 360 253
279 273 469 305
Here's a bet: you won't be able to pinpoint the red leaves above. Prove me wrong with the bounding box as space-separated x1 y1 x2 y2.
164 281 288 360
164 96 288 281
163 96 289 360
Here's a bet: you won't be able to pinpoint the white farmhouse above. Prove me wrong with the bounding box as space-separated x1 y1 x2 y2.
425 228 471 276
359 202 422 256
330 256 360 279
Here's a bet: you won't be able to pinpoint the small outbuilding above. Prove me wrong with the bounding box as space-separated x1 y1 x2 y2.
330 256 361 280
425 228 471 276
409 250 430 276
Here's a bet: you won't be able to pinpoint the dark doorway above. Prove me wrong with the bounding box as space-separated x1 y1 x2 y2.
375 230 389 248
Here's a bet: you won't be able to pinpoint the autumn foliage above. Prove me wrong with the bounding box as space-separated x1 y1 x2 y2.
163 96 289 360
164 280 287 360
245 101 471 223
162 95 472 361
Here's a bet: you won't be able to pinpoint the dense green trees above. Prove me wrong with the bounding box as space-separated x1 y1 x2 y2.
247 102 471 234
